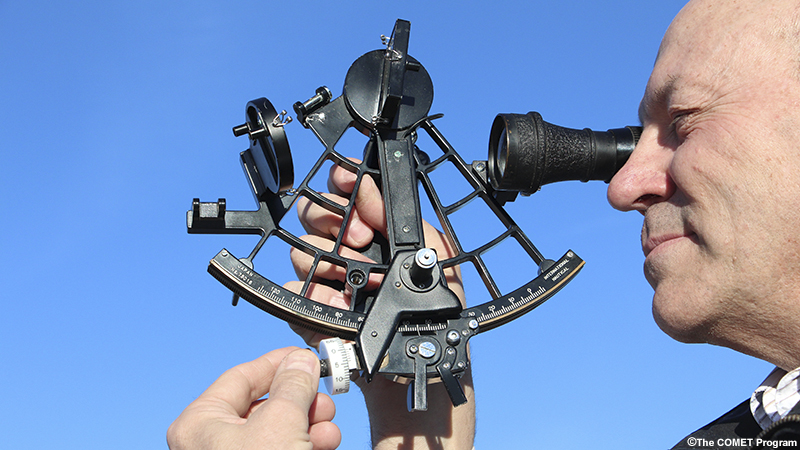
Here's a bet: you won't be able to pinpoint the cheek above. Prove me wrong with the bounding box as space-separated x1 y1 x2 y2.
670 130 800 300
664 139 746 280
668 131 731 191
668 131 747 227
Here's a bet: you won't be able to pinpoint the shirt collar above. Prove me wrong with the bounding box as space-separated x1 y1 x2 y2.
750 366 800 430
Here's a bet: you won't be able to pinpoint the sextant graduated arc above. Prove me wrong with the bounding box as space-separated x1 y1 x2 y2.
207 247 584 340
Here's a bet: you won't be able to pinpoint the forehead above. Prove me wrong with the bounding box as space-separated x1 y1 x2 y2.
640 0 800 122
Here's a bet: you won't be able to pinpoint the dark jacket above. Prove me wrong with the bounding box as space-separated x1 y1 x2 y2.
671 400 800 449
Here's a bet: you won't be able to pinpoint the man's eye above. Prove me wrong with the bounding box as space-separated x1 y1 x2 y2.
670 113 684 128
669 112 693 140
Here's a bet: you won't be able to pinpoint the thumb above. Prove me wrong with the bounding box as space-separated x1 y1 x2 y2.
256 349 320 424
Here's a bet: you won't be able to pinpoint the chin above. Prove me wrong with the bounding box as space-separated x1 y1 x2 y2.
651 289 711 344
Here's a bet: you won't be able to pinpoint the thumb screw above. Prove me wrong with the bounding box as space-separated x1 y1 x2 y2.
294 86 333 124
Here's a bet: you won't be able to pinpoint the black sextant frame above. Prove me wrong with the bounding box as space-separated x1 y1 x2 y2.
187 19 583 411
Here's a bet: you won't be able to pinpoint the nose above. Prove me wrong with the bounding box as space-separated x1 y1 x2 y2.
607 126 676 213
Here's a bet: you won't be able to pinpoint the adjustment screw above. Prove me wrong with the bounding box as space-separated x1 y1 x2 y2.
232 121 266 138
232 123 249 137
294 86 332 122
410 248 437 289
415 248 437 269
348 270 366 286
446 330 461 346
419 341 436 359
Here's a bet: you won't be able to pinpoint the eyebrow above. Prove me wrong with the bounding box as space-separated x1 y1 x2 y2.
638 75 680 125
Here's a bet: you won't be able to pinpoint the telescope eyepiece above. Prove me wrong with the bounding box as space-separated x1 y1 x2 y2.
488 112 641 196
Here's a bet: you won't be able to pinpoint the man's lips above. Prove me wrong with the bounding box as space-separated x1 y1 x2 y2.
643 233 692 257
640 202 697 258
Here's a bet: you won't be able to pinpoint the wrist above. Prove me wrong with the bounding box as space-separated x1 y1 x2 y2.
359 370 475 450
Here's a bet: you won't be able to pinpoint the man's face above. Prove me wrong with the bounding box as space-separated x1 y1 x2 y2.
607 0 800 355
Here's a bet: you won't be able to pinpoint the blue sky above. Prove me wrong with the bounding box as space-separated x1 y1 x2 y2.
2 1 773 449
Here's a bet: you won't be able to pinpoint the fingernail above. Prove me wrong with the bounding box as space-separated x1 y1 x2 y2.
341 170 357 183
348 222 371 245
285 350 316 375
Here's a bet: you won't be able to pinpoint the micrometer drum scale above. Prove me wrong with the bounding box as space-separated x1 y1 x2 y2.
187 19 583 412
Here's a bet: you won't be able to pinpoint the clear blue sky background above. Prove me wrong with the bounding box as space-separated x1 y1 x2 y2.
2 1 773 449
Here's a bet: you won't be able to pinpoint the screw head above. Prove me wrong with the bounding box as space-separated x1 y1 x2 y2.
418 341 436 358
415 248 437 269
348 270 365 286
446 330 461 346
